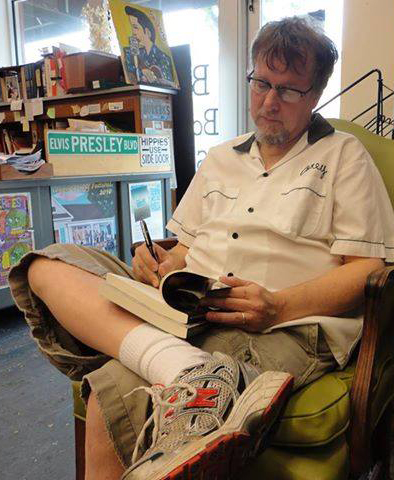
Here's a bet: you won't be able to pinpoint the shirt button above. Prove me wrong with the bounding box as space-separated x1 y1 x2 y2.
232 232 239 239
248 207 254 213
227 272 234 277
263 172 269 177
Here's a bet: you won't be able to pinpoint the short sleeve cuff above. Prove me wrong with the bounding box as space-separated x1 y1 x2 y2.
330 238 394 262
166 217 197 248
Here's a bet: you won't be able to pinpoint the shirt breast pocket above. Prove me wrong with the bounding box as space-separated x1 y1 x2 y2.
274 178 327 238
202 182 239 222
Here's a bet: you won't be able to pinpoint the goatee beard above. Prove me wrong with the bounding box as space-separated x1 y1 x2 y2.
255 129 290 146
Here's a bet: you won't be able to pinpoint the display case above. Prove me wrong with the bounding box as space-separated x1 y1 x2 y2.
0 172 172 309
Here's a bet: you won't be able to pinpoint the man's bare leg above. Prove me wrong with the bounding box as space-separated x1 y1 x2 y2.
85 392 125 480
27 257 143 358
28 257 144 479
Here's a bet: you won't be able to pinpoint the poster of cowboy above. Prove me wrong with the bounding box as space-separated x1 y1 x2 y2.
0 193 34 289
109 0 179 89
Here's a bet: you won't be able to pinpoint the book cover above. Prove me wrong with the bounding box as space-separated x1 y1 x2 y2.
4 72 21 101
109 1 179 89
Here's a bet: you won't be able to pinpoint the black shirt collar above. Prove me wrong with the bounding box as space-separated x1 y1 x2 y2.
233 113 334 153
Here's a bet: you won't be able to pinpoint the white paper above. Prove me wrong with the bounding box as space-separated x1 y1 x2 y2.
25 102 34 121
88 104 101 114
10 100 23 111
32 98 44 116
108 102 124 111
80 105 89 117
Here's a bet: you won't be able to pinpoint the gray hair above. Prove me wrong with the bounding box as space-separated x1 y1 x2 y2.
251 16 338 95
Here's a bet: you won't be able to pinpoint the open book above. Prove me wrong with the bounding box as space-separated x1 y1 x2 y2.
99 270 230 338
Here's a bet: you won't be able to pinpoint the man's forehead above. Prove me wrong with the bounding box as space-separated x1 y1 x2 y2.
254 53 314 79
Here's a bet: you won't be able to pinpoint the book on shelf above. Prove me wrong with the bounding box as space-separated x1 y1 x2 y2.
100 270 230 338
3 70 21 102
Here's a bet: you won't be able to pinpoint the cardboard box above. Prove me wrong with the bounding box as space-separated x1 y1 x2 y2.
45 130 173 177
62 52 122 93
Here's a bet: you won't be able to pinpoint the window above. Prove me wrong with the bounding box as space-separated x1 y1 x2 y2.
11 0 239 170
12 0 90 63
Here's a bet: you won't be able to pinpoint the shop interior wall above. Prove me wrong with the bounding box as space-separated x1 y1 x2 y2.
341 0 394 126
0 2 12 68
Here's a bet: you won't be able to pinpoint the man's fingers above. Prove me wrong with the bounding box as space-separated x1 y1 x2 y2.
218 275 249 287
200 297 248 311
206 311 246 327
154 243 170 262
133 262 160 287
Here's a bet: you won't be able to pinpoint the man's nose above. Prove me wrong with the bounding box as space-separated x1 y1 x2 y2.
263 87 281 111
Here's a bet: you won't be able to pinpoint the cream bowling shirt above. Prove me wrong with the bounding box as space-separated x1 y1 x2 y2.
166 115 394 367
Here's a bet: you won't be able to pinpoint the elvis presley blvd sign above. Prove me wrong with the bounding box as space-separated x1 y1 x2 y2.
46 131 172 176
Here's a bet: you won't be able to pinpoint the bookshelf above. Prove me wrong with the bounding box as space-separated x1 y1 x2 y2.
0 85 177 309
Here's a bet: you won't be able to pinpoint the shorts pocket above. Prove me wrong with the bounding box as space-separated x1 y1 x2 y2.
202 181 239 222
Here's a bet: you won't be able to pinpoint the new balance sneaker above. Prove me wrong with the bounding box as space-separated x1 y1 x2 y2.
121 352 293 480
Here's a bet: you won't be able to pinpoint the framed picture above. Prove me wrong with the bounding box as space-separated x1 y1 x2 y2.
51 182 118 256
129 180 165 242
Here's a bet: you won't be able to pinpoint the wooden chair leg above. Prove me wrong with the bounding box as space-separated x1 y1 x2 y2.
373 406 393 479
75 417 86 480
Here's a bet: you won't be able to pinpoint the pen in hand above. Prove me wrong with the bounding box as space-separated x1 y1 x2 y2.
140 219 161 281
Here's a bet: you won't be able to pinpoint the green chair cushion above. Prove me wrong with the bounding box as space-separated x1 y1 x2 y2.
72 365 355 448
271 368 353 447
72 381 86 421
243 435 349 480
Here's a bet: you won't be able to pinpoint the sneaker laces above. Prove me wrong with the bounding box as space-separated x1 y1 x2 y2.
124 382 198 464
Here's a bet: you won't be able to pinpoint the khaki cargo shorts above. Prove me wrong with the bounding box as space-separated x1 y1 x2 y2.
8 243 336 468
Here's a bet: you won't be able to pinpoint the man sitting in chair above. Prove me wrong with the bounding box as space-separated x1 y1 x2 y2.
9 16 394 480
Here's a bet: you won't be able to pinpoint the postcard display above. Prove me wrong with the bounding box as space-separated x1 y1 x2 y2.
0 192 34 290
51 182 118 257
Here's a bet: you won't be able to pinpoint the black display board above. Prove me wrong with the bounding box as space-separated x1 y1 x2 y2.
171 45 196 205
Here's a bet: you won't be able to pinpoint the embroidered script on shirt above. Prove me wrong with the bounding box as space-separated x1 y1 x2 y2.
300 163 328 179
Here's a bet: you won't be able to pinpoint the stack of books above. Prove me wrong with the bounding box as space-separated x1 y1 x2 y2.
100 271 229 338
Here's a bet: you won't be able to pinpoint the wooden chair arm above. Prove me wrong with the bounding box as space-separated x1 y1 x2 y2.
130 237 178 257
349 265 394 477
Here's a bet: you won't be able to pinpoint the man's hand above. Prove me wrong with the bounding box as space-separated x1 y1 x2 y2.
132 243 178 288
200 276 282 332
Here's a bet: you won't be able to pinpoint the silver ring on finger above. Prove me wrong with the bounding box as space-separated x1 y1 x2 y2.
241 312 246 325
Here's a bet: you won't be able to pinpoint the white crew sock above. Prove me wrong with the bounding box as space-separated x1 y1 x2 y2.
118 323 212 386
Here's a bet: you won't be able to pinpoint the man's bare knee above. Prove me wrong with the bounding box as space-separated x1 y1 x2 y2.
27 257 57 297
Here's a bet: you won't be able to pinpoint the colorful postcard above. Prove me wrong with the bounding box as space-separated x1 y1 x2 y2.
51 182 118 256
109 0 179 89
0 192 34 289
129 181 165 242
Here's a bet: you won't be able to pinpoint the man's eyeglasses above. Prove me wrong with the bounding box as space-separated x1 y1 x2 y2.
247 71 313 103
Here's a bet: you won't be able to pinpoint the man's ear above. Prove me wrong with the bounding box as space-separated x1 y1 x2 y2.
311 91 322 110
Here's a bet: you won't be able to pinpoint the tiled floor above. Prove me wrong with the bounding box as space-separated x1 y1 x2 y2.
1 306 393 480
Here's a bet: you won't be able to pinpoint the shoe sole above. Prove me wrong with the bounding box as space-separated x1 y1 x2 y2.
137 371 293 480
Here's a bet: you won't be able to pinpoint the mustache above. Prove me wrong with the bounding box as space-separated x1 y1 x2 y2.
256 110 280 120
